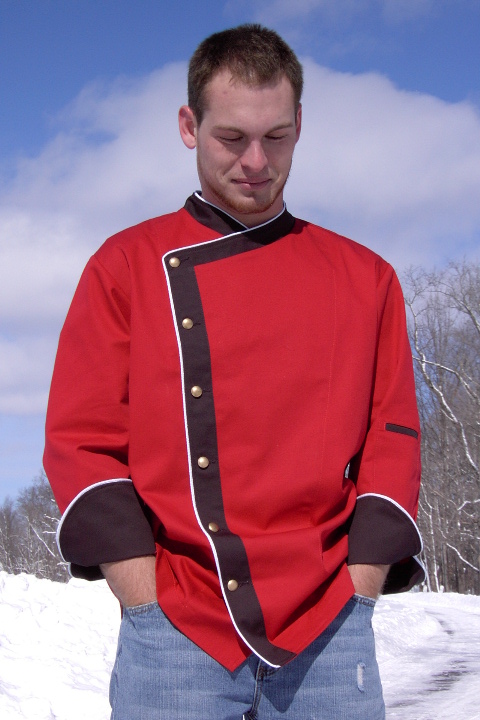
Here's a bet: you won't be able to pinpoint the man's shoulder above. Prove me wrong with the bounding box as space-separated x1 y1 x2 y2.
293 217 387 266
80 206 193 288
100 206 188 253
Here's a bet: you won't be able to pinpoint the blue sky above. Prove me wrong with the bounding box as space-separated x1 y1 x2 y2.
1 0 480 500
2 0 480 161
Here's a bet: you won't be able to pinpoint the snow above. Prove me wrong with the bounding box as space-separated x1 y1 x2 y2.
1 572 479 719
0 573 117 720
376 593 480 719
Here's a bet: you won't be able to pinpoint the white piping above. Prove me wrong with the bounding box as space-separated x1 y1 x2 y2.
194 191 287 231
357 492 424 552
56 478 132 561
162 219 285 668
194 192 248 228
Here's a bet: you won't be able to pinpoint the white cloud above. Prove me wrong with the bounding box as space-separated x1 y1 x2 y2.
0 62 197 416
288 61 480 266
250 0 459 25
0 335 52 414
252 0 363 24
1 59 479 415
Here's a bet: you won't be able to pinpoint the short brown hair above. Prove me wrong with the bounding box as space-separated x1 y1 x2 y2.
188 24 303 123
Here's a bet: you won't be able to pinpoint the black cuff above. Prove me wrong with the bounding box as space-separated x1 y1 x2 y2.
347 494 424 593
383 556 425 594
58 480 156 581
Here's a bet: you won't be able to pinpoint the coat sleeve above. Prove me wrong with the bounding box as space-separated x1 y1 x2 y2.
44 252 155 580
347 263 424 593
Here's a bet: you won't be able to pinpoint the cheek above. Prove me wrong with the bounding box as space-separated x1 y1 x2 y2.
203 147 230 171
275 148 295 172
214 156 239 178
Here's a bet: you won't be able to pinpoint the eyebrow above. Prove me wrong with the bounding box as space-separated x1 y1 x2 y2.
212 122 295 133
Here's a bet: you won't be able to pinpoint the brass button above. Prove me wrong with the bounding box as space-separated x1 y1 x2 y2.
191 385 203 398
169 257 180 268
227 579 239 592
197 456 210 469
182 318 194 329
208 522 219 533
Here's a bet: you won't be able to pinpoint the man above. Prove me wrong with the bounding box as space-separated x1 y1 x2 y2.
44 25 423 720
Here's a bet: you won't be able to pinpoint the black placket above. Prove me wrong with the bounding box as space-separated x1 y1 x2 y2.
163 194 295 667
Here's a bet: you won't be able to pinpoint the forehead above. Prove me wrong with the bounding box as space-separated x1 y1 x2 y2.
201 71 296 122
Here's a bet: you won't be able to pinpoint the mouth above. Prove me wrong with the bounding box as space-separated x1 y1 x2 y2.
232 179 271 190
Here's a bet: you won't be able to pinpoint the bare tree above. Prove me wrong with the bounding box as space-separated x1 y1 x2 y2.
0 472 68 582
3 261 480 595
0 497 22 574
403 261 480 593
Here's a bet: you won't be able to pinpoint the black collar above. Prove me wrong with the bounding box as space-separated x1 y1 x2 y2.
184 192 295 246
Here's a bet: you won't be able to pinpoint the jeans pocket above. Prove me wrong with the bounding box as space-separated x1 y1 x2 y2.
124 600 159 616
352 592 377 608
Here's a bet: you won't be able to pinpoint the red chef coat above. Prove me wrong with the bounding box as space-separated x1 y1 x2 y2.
44 193 423 671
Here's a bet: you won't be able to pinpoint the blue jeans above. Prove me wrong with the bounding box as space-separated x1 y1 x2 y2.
110 594 385 719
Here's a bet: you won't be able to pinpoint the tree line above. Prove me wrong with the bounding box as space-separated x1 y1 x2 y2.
1 260 479 593
0 471 68 582
403 260 480 594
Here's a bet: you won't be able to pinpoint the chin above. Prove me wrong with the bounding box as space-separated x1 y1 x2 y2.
230 199 275 216
219 189 281 218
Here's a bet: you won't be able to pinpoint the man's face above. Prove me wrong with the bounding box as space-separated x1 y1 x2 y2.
179 71 301 226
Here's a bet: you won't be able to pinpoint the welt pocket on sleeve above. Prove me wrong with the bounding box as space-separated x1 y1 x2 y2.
385 423 418 439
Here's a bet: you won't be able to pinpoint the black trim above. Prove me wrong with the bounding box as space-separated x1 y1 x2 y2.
165 200 295 666
184 193 246 235
347 495 424 593
184 192 295 246
58 481 156 581
384 557 425 594
385 423 418 439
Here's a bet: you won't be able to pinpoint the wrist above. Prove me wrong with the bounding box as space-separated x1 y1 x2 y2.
348 563 390 599
101 555 157 607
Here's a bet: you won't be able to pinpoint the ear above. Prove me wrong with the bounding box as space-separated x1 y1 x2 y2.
295 103 302 143
178 105 198 149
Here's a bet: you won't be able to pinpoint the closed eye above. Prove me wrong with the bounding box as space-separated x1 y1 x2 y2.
217 135 243 143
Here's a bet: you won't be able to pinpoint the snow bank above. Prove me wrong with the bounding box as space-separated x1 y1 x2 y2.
1 572 479 719
0 572 119 720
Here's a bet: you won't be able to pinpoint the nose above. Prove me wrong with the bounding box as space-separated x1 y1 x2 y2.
240 141 268 174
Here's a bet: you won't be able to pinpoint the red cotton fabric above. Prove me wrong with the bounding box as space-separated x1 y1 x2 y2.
44 196 422 671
